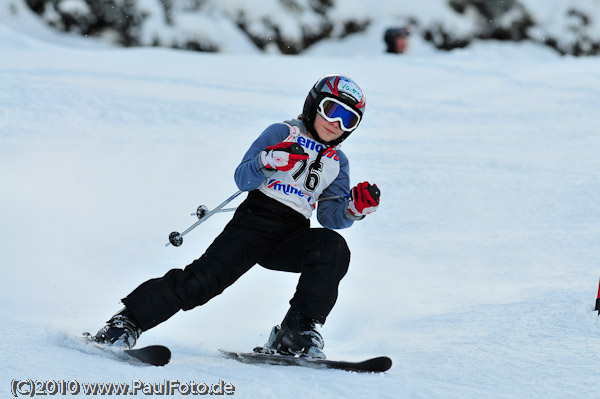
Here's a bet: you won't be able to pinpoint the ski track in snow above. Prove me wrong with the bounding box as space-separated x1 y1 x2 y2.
1 26 600 399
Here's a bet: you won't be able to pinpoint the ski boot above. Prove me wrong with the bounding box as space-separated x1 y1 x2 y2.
92 307 142 348
263 307 326 359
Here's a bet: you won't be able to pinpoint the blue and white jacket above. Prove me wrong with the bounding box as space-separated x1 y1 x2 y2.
234 119 355 229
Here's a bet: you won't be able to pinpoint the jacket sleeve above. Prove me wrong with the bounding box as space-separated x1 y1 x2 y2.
234 123 290 191
316 150 355 229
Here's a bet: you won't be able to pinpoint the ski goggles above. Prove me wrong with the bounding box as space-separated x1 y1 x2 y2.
317 97 361 132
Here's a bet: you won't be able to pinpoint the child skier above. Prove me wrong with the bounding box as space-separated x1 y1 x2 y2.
93 73 380 359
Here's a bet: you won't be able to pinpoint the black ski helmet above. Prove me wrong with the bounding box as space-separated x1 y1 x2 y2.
301 74 366 146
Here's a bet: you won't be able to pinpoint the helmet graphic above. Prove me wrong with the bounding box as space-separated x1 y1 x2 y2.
301 74 366 146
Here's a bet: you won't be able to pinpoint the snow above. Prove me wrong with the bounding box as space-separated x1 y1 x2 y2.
56 0 90 15
1 17 600 399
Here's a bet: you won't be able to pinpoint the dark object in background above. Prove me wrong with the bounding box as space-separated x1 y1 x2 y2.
384 26 411 54
595 277 600 315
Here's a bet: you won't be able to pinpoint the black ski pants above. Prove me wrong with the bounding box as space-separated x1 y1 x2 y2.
123 190 351 331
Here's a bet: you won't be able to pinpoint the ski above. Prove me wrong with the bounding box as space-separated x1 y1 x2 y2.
80 333 171 366
220 348 392 373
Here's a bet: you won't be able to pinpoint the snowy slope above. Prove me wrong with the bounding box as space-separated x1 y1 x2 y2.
1 24 600 398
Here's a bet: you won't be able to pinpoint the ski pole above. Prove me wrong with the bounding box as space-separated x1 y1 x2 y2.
165 190 243 247
318 193 351 201
166 143 307 248
190 207 236 217
319 185 380 202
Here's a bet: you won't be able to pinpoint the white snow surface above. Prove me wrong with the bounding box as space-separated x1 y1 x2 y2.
1 22 600 399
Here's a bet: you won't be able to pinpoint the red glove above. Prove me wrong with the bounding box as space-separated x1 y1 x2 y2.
348 182 380 216
261 142 309 172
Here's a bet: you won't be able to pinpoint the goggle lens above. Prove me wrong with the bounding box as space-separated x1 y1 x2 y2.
318 98 360 132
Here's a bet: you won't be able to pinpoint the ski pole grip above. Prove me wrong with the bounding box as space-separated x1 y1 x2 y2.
367 185 381 203
289 142 306 155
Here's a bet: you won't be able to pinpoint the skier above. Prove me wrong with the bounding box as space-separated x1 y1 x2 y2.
93 74 381 359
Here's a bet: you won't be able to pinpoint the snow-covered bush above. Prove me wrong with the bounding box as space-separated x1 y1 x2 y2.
5 0 600 55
